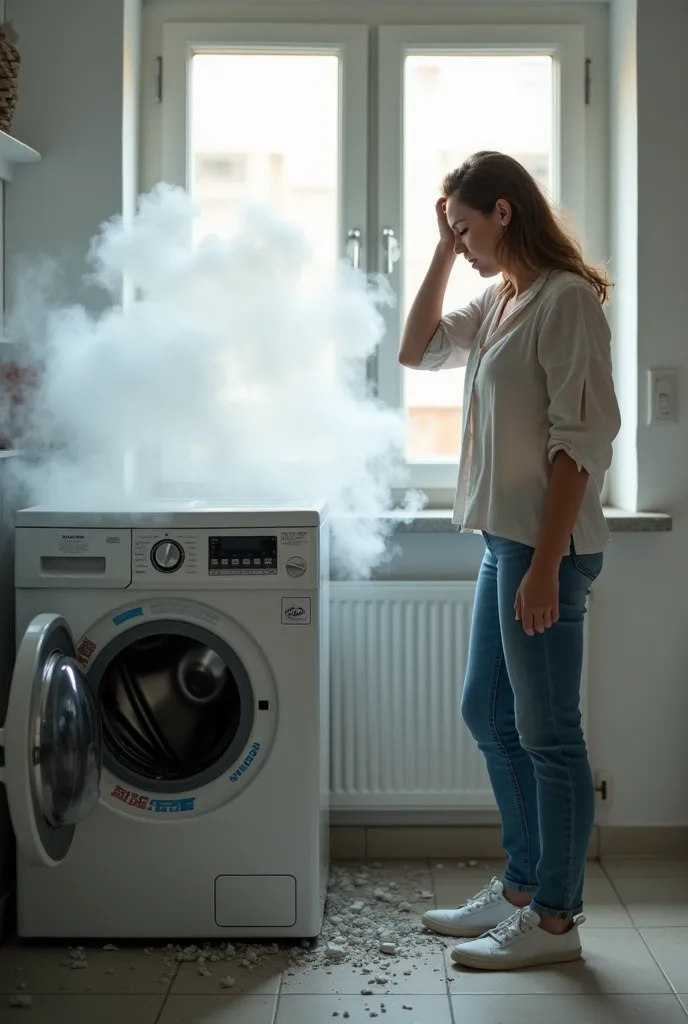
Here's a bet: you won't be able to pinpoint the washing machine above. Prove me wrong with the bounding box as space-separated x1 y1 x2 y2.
0 501 329 939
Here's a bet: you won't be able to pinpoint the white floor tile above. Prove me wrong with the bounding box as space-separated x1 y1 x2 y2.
640 928 688 992
450 993 688 1023
602 859 688 879
276 993 453 1023
579 878 634 928
171 952 284 995
431 859 505 881
613 878 688 927
0 993 163 1023
0 943 177 994
585 861 607 879
159 994 277 1024
446 928 672 995
281 949 448 995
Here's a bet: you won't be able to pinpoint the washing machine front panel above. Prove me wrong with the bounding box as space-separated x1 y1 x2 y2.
72 597 279 819
0 614 103 867
14 508 328 939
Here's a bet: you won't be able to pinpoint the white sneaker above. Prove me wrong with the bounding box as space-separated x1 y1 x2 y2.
450 906 585 971
422 877 515 938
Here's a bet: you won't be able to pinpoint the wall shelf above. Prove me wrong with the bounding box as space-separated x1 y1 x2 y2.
0 130 40 182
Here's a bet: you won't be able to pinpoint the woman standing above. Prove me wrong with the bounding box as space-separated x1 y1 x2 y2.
400 151 620 971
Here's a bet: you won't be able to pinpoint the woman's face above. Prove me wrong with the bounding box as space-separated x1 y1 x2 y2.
445 196 510 278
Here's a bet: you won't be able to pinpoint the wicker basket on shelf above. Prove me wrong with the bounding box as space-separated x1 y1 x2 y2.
0 24 20 134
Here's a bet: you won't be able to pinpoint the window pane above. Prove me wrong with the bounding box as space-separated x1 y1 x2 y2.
403 54 554 462
190 53 340 274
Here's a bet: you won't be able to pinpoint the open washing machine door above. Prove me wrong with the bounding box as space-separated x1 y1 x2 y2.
0 614 103 867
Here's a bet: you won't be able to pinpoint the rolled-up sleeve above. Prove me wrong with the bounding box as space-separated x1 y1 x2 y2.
537 283 621 480
418 288 492 371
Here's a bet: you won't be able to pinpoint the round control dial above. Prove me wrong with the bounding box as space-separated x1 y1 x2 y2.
286 556 307 578
151 539 185 573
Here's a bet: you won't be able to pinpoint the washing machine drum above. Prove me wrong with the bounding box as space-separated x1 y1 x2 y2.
99 635 242 782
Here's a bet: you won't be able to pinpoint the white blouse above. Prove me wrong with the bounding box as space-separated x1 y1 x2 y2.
418 270 621 555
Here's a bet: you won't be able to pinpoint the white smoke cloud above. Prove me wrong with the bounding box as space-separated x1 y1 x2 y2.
7 185 422 577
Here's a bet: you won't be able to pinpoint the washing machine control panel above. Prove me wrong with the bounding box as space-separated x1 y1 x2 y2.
129 527 317 586
208 535 278 577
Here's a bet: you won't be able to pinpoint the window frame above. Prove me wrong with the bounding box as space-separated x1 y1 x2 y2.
149 16 605 505
160 22 370 274
376 24 586 492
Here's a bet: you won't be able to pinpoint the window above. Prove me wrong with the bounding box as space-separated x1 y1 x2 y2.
377 26 585 491
189 52 340 269
158 21 588 497
401 53 554 464
161 23 368 282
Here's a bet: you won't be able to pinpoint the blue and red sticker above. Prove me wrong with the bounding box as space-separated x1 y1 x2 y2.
111 785 195 813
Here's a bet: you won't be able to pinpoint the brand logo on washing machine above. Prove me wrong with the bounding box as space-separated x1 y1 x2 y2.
229 742 261 783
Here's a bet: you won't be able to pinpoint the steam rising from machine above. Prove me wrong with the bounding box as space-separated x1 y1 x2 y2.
5 185 422 577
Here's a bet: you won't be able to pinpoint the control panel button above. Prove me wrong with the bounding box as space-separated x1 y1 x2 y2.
151 539 185 573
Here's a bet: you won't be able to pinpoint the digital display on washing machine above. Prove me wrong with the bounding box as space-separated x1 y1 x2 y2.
208 535 278 576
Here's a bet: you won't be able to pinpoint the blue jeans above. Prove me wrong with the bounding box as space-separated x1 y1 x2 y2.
461 533 603 920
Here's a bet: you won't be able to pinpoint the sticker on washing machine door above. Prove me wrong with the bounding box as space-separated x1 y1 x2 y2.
76 636 98 666
110 785 196 814
281 597 311 625
112 607 144 626
149 600 220 626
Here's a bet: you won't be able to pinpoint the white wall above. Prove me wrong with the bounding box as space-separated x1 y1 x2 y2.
595 0 688 825
4 0 128 312
608 0 637 511
3 0 688 828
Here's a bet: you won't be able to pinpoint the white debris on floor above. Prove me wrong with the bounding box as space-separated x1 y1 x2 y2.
9 995 32 1008
6 861 467 1010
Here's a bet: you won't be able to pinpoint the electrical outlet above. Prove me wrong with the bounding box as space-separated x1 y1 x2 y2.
648 369 677 424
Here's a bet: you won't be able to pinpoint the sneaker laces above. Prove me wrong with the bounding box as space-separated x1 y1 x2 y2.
463 878 502 910
486 907 538 945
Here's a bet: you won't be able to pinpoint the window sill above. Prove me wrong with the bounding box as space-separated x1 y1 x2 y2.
370 508 673 535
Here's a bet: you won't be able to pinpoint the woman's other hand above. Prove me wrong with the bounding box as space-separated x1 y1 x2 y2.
514 565 560 636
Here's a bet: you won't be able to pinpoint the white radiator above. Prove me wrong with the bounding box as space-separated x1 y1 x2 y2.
329 581 496 812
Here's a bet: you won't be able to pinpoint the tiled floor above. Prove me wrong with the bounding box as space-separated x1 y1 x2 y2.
1 858 687 1023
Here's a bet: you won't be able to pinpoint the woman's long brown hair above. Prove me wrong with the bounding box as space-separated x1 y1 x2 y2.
441 151 611 304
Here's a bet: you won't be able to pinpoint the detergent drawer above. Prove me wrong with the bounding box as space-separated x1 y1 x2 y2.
15 528 132 588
